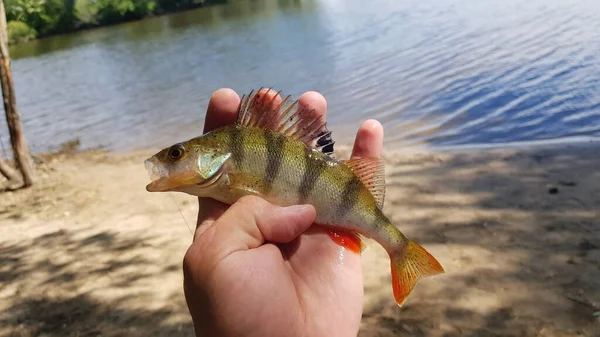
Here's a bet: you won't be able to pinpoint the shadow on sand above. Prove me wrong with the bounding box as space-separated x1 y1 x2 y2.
1 145 599 337
0 228 194 336
358 145 599 336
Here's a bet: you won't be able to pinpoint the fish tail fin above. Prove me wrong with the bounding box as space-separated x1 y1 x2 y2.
389 240 445 307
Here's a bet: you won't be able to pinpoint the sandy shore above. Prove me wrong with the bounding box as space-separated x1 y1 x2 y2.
1 142 599 337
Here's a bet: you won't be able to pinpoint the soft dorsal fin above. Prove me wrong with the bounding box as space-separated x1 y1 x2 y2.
236 88 335 155
342 157 386 209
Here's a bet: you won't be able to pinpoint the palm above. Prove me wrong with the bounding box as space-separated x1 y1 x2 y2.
207 226 363 336
284 227 364 331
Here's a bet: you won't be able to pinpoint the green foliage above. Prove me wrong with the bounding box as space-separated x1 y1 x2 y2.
39 0 68 34
6 0 45 31
157 0 205 11
74 0 98 25
4 0 222 44
5 0 45 22
135 0 158 17
5 0 70 35
7 20 37 44
94 0 135 23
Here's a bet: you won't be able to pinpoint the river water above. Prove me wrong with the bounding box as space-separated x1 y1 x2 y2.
4 0 600 154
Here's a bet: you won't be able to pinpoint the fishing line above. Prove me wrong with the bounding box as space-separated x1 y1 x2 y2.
169 192 193 235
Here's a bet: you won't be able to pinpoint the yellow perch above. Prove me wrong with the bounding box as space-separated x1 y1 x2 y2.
145 88 445 306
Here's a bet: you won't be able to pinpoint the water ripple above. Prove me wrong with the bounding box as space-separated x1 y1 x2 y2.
4 0 600 153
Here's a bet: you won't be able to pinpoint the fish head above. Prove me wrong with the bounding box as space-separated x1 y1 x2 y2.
145 137 231 193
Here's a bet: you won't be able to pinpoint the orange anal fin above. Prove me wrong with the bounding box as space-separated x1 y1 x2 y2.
326 229 365 254
390 240 445 307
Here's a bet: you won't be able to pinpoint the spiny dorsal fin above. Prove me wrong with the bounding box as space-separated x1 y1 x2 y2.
237 88 335 156
342 157 386 209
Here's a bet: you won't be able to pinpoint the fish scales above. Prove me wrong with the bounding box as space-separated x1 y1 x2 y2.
222 126 390 243
144 88 445 306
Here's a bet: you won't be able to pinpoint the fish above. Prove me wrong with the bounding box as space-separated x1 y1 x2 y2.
144 88 445 306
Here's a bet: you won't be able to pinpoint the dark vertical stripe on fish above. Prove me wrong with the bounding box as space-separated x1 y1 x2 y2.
336 175 362 217
371 204 384 231
229 126 244 166
263 129 285 192
298 146 326 203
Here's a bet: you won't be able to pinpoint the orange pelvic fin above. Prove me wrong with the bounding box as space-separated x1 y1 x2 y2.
326 229 365 254
389 240 445 306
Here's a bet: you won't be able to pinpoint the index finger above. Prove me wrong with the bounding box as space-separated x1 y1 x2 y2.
196 88 241 239
298 90 327 120
203 88 241 133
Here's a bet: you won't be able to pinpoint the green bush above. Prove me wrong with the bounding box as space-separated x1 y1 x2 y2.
7 20 37 44
74 0 99 25
4 0 225 43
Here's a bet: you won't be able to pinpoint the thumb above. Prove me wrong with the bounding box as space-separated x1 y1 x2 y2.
188 196 316 266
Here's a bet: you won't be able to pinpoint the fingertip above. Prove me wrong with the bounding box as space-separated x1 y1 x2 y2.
362 119 384 145
363 119 384 134
256 87 283 107
204 88 241 133
270 204 316 243
281 204 317 225
351 119 384 159
212 87 238 98
209 88 240 112
299 91 327 118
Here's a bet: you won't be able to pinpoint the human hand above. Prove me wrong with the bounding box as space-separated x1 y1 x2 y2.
183 88 384 337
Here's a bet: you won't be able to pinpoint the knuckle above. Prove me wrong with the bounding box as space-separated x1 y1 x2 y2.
182 227 218 285
182 246 195 271
182 245 200 281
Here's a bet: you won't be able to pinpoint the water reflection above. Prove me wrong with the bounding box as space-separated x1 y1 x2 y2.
9 0 316 60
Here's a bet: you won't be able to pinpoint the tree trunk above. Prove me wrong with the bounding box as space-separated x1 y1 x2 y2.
0 158 20 183
0 0 34 187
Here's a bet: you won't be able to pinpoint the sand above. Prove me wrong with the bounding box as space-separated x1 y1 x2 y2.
0 142 599 337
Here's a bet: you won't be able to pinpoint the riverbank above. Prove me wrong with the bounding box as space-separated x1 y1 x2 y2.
6 0 226 45
1 143 599 336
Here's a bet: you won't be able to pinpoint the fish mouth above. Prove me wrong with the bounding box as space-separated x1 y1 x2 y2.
146 172 223 192
144 157 194 192
145 157 168 180
146 177 174 192
145 172 203 192
144 157 223 192
145 157 166 191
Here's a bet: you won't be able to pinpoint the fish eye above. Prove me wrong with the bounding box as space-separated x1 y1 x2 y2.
168 144 185 160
